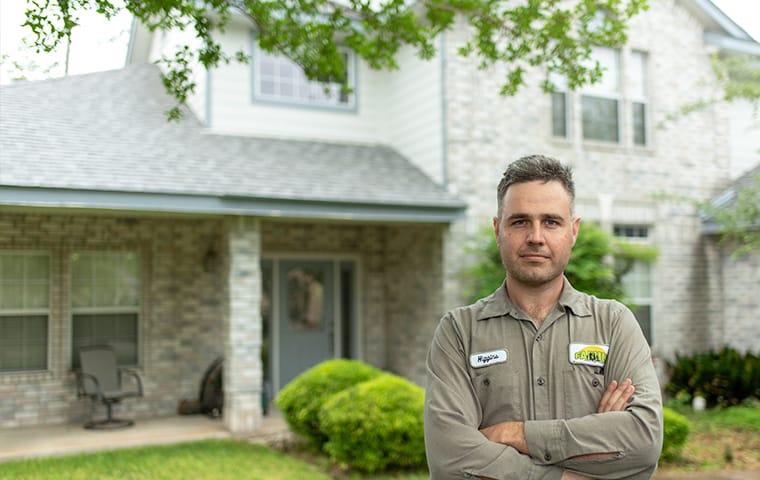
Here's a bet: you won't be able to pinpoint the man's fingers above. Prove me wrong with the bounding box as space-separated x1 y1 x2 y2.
610 384 635 411
597 380 618 413
598 378 633 413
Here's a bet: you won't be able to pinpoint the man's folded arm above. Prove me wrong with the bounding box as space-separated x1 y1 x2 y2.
425 313 565 480
523 307 663 479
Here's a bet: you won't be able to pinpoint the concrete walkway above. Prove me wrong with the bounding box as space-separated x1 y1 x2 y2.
656 471 760 479
0 413 290 463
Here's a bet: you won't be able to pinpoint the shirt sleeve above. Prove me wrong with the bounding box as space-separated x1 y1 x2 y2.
523 306 664 479
425 313 565 480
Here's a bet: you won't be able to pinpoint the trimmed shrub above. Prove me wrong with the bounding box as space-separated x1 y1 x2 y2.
666 348 760 407
661 407 690 462
319 374 426 472
276 359 381 446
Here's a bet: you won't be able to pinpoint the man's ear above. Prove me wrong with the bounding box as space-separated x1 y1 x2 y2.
571 216 581 245
492 216 500 240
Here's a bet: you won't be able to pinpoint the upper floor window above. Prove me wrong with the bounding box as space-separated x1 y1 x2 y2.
0 252 50 372
550 75 570 139
630 50 648 146
253 46 356 109
71 252 140 368
551 48 649 146
582 47 620 143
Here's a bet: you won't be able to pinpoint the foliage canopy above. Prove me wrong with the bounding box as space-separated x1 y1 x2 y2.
22 0 648 119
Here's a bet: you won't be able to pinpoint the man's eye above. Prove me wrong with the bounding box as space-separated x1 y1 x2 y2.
511 220 527 226
545 219 560 227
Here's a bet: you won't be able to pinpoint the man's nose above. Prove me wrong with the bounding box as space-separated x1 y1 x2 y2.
526 224 545 244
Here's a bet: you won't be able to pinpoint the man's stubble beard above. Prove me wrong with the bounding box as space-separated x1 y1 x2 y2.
501 251 568 287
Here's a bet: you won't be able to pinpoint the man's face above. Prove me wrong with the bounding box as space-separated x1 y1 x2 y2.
492 180 581 287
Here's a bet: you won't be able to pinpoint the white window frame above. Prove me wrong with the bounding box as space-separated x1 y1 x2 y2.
251 42 358 111
581 47 621 144
69 251 141 368
629 50 649 147
614 225 653 344
0 251 51 373
550 90 572 139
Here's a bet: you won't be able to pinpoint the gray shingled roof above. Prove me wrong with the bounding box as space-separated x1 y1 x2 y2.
0 64 464 220
702 162 760 233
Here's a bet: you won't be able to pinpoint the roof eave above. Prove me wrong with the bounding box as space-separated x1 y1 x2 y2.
705 31 760 56
0 185 466 224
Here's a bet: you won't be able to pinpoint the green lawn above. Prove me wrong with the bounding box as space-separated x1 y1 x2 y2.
660 403 760 472
0 440 428 480
3 405 757 479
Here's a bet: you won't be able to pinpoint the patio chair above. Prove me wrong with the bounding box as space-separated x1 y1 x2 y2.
76 345 144 429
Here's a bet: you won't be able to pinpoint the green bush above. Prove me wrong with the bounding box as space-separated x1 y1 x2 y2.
661 407 690 462
666 348 760 407
319 374 426 473
275 359 381 447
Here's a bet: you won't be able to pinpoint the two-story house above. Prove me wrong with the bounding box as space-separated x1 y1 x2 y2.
0 0 757 433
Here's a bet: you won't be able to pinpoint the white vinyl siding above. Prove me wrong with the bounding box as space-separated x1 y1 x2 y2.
0 252 50 372
71 252 140 367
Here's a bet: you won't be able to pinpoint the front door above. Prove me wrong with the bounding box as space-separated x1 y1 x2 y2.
277 260 334 390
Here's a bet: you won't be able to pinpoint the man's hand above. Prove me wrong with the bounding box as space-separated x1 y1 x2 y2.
561 471 590 480
597 378 635 413
479 421 529 454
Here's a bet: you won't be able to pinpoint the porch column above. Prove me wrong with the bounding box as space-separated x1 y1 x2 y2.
224 217 263 433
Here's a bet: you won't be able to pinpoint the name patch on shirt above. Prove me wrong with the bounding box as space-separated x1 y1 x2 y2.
470 349 508 368
569 343 609 367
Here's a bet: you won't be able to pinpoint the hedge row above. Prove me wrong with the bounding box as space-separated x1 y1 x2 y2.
666 348 760 407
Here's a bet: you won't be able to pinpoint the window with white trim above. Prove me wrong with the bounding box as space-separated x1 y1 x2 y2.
71 252 140 368
614 225 653 345
582 47 620 143
630 50 648 146
0 252 49 372
253 47 356 108
550 74 570 138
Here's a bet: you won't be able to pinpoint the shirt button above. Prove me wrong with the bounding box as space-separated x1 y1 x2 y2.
535 334 543 342
544 452 552 461
592 378 600 387
537 376 546 386
483 378 490 387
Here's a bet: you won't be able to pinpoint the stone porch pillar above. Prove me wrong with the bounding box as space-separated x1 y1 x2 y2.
224 217 263 433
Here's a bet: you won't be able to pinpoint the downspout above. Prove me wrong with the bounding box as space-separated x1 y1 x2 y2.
205 67 213 128
440 32 449 189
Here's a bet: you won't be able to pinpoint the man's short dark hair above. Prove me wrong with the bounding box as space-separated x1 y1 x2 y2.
497 155 575 217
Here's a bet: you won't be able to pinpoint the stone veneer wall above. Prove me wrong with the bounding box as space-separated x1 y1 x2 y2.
0 212 228 428
705 239 760 353
0 214 445 428
441 0 732 363
261 221 445 386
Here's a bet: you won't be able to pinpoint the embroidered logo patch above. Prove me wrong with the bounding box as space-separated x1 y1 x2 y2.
569 343 609 367
470 349 508 368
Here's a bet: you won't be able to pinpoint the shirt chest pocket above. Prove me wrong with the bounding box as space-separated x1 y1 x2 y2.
472 368 523 426
562 366 605 419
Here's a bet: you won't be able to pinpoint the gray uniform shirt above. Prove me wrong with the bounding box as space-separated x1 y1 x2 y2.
424 278 663 480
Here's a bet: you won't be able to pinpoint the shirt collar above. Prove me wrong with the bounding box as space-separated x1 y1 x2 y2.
475 276 591 321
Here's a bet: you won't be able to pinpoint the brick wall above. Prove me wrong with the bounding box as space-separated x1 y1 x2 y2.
441 0 732 363
0 212 228 428
262 221 445 385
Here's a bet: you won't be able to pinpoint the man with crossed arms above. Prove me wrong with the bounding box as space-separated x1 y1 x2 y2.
424 155 663 479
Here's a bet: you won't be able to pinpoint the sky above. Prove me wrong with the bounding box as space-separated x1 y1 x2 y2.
0 0 759 85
